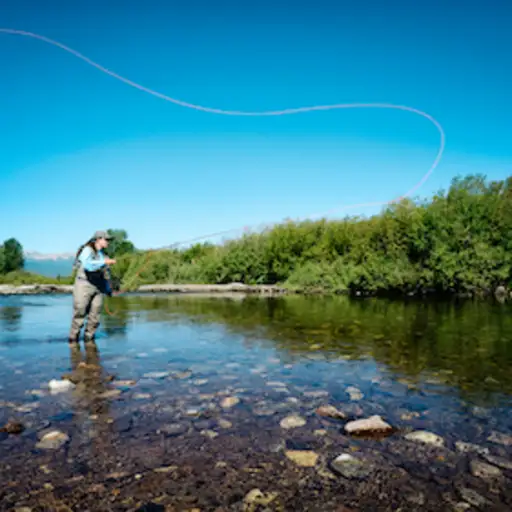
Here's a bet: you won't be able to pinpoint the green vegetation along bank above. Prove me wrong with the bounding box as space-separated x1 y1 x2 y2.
4 174 512 297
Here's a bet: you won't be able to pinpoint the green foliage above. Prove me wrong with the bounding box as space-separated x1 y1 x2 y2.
0 238 24 274
8 174 512 295
0 270 73 285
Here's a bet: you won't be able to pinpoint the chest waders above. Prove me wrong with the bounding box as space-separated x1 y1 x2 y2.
69 252 110 344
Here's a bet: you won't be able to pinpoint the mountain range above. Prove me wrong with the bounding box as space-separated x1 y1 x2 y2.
24 252 75 277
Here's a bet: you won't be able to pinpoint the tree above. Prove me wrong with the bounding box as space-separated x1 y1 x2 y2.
0 246 5 274
1 238 24 273
105 229 136 258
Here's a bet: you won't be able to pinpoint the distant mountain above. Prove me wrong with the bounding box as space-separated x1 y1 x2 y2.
24 252 75 278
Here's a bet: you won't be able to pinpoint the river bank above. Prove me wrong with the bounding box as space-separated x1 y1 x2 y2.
0 283 290 296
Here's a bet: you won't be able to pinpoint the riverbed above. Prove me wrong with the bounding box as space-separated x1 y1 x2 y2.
1 294 511 511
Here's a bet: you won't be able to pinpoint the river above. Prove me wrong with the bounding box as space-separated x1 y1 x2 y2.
1 294 511 511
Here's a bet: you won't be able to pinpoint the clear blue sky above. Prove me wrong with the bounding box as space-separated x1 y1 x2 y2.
1 0 511 254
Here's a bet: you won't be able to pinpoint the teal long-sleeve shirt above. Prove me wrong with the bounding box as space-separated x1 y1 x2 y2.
78 246 106 272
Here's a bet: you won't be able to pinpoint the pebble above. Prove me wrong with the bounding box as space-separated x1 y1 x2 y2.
36 430 70 450
98 389 122 399
243 489 278 511
143 371 169 379
0 420 25 434
220 397 240 409
346 386 364 401
330 454 373 479
404 430 444 447
113 380 137 387
303 390 329 398
456 488 491 509
217 419 232 429
201 429 218 439
487 431 512 446
469 459 502 480
157 423 188 437
344 415 393 435
133 393 152 400
280 414 306 429
48 379 75 393
193 379 209 386
482 453 512 470
285 450 319 467
455 441 489 456
316 405 346 420
170 371 192 380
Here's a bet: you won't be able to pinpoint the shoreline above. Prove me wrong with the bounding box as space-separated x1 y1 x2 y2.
0 283 509 301
0 283 291 296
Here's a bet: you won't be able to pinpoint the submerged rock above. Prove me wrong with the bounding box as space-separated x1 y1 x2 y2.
0 420 25 434
405 430 444 447
220 396 240 409
482 453 512 470
143 371 169 379
330 454 373 479
455 441 489 456
36 430 70 450
280 414 306 429
344 415 393 435
469 459 503 480
285 450 319 467
316 405 346 420
346 386 364 401
157 423 188 437
48 379 75 394
487 431 512 446
243 489 279 512
456 487 491 509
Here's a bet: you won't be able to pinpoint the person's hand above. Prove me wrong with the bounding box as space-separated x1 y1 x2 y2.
105 258 117 265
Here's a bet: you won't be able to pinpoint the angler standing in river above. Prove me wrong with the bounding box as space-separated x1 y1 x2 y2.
69 231 116 345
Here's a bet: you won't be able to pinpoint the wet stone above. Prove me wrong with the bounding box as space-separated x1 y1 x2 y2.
455 441 489 456
316 405 346 420
405 430 444 447
0 420 25 434
220 396 239 409
344 415 393 435
346 386 364 401
143 371 169 379
285 450 319 467
469 459 502 479
456 487 491 509
488 431 512 446
35 430 70 450
330 454 373 479
243 488 279 512
280 414 306 429
482 453 512 470
157 423 188 437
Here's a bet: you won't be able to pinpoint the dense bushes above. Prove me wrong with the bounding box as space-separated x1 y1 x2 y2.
108 174 512 295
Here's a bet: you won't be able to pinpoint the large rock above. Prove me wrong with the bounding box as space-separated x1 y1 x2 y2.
405 430 444 447
344 415 393 435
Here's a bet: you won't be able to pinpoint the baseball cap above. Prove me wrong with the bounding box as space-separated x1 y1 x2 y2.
92 230 113 240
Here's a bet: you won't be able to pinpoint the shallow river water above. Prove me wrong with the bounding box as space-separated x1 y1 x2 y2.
1 293 512 511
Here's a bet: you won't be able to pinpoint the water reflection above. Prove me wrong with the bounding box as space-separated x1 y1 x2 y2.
0 304 22 331
116 294 512 401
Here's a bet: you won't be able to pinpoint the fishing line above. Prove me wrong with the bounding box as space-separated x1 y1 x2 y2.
0 28 446 316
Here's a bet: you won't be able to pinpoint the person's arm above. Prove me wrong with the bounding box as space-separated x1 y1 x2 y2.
79 246 106 272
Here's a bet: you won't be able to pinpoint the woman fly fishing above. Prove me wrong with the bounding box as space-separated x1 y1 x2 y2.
68 230 117 345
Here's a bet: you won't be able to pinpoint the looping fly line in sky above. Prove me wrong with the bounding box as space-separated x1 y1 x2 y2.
1 28 446 310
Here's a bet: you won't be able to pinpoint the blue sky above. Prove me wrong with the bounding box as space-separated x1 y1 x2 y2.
1 0 511 254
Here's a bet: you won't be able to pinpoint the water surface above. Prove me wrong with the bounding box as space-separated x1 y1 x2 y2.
1 294 511 511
